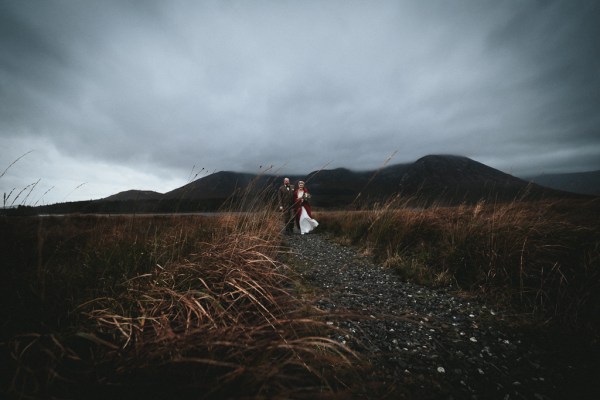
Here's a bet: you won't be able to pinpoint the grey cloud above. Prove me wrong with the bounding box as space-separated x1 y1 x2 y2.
1 1 599 204
486 1 600 142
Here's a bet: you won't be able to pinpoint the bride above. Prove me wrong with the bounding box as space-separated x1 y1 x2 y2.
293 181 319 234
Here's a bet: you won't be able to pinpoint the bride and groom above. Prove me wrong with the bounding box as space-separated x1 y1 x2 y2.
278 177 319 235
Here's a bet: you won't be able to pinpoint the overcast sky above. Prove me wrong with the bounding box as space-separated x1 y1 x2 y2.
1 0 599 205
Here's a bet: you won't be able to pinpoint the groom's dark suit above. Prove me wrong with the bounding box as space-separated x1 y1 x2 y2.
278 183 295 233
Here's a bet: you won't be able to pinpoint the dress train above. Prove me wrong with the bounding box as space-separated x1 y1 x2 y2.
298 206 318 234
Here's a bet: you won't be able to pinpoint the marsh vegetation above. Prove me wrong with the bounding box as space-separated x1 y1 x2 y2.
1 196 598 399
1 210 358 399
318 198 600 339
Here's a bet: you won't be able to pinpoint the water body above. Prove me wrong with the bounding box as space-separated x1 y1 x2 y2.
35 212 248 218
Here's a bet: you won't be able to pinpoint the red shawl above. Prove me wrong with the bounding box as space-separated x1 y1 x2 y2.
293 188 312 222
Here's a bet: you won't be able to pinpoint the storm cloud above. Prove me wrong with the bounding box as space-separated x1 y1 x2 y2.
1 0 599 204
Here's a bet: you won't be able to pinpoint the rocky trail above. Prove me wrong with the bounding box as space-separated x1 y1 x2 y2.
283 233 598 400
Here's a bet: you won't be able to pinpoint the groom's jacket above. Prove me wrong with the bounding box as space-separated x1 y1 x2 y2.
278 185 294 209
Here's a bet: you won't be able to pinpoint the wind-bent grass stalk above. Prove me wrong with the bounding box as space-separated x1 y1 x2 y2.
20 179 41 206
10 181 40 207
33 186 54 207
0 150 33 179
61 182 87 202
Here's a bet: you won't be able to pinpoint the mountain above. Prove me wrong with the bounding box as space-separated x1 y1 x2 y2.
385 155 558 204
102 190 163 201
525 170 600 196
21 154 591 216
302 155 584 207
155 155 587 209
163 171 270 200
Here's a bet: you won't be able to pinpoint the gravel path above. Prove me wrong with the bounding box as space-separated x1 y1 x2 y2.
283 233 597 400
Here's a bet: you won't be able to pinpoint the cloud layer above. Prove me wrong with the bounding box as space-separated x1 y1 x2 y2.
1 0 599 204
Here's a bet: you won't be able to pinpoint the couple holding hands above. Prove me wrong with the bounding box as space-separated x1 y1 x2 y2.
278 177 319 235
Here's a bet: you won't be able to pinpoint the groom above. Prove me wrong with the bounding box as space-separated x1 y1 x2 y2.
278 177 295 234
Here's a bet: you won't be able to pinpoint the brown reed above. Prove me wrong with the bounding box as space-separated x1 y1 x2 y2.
2 201 359 398
317 197 600 340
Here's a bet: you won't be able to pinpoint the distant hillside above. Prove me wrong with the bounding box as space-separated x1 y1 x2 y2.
22 155 591 216
388 155 565 204
163 171 271 200
525 170 600 196
154 155 586 208
102 190 163 201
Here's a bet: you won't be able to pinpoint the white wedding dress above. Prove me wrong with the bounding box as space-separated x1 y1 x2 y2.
299 206 318 234
296 189 319 235
296 190 319 234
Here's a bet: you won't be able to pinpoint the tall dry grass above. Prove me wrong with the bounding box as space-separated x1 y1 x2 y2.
1 192 358 398
317 198 600 339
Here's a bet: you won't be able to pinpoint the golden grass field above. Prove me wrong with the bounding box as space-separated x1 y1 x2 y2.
1 196 598 398
1 210 359 399
317 198 600 337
